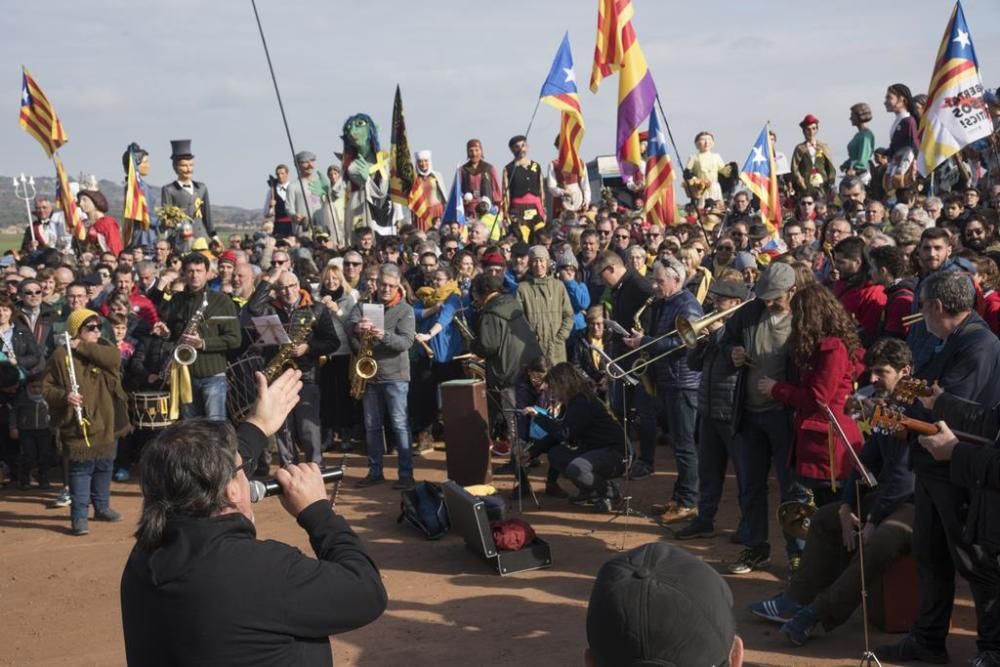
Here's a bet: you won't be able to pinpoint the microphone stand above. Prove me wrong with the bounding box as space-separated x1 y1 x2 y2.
819 403 881 666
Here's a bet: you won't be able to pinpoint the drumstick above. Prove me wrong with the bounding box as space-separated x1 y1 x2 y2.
417 338 434 359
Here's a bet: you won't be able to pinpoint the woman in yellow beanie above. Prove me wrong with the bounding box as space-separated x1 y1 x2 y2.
43 309 130 536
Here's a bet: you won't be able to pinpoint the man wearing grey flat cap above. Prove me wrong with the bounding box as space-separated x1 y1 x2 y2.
517 245 573 364
285 150 338 244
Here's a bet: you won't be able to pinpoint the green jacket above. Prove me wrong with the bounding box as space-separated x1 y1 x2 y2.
516 275 573 365
790 141 837 194
43 339 128 460
471 294 542 389
160 289 241 378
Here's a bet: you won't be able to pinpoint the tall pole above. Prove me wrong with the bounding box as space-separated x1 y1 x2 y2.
250 0 313 232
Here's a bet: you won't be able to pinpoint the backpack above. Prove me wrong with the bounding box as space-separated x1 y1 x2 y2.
397 481 449 540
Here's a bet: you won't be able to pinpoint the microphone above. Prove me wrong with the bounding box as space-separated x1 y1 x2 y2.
249 466 345 503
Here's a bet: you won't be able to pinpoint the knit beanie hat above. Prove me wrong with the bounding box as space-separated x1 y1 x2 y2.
67 309 100 338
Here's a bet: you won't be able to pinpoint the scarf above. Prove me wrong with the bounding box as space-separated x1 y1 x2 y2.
416 280 461 307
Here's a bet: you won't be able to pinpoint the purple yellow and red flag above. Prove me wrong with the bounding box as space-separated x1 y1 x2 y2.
643 110 675 227
19 67 67 158
739 124 782 233
917 1 992 175
589 0 657 179
540 32 586 179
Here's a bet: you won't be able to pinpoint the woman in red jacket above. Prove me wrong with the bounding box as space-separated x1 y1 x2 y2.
77 189 124 257
757 283 864 507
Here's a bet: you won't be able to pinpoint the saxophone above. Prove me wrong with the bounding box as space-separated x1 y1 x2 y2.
349 330 377 400
262 309 316 384
172 294 209 366
631 296 657 396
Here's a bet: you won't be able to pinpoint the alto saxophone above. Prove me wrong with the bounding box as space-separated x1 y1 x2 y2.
262 310 316 384
349 330 377 400
631 296 657 396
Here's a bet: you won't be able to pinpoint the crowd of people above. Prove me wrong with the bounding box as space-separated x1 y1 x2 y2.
4 80 1000 664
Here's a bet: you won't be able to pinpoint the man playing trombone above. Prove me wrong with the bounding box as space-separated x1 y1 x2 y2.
621 257 703 524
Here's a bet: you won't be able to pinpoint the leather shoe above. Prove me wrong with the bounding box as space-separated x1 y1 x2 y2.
657 501 698 525
874 634 948 664
354 473 385 488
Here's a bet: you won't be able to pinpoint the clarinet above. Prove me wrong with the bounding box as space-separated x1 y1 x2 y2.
63 333 91 447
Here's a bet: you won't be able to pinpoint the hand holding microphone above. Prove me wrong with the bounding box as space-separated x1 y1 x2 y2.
258 464 344 516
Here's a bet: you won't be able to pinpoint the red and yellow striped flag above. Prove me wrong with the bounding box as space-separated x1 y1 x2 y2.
19 67 67 157
53 155 85 242
123 149 151 229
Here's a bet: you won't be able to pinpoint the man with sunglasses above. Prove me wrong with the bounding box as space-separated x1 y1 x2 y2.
246 269 338 469
16 279 57 359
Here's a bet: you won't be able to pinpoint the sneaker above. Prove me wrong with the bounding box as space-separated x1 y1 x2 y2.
781 605 819 646
972 650 1000 667
627 460 653 481
673 521 716 540
569 489 600 505
48 487 72 508
874 633 949 664
354 473 386 488
391 476 416 491
113 468 130 482
660 503 698 525
94 508 122 522
71 518 89 536
750 592 802 623
544 481 568 498
728 546 771 575
593 497 613 514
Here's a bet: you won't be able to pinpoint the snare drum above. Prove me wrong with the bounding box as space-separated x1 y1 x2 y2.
129 391 174 430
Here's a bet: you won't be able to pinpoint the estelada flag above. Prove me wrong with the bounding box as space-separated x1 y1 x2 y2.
644 110 675 227
917 1 992 175
739 124 782 233
53 155 85 241
540 32 585 179
19 67 67 157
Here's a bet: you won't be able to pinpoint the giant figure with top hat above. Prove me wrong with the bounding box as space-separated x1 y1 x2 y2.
160 139 216 240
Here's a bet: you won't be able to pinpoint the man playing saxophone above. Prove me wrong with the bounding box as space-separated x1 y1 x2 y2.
345 263 417 491
245 267 339 467
154 253 240 421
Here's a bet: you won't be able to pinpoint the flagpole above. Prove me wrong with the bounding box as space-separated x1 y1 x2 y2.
654 94 710 239
524 99 543 139
250 0 313 233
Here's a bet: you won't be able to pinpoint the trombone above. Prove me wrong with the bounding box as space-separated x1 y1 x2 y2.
901 312 924 326
605 301 750 381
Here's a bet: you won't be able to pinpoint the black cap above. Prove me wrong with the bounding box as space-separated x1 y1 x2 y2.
81 273 102 287
510 242 531 259
708 280 749 300
587 543 735 667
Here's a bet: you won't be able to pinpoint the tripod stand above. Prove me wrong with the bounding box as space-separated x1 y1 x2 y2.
603 378 649 551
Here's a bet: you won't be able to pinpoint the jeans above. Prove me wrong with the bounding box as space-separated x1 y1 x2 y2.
181 373 227 421
657 388 699 507
788 500 914 631
694 416 740 530
68 458 113 521
547 445 625 494
732 409 810 557
362 381 413 479
276 383 322 466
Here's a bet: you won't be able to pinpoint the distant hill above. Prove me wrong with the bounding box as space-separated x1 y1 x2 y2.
0 175 261 234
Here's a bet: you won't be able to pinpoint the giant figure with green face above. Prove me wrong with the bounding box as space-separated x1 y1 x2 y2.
342 113 393 236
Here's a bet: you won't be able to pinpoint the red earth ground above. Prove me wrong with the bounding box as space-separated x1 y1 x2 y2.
0 445 979 666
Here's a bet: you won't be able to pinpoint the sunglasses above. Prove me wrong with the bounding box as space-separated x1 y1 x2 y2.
614 234 630 240
83 323 102 332
21 290 41 296
345 261 363 267
800 201 815 206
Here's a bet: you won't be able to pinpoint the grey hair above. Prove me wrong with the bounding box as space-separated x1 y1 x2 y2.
841 175 865 192
921 270 975 315
135 419 239 552
378 262 402 281
925 196 943 209
135 260 157 275
653 256 687 284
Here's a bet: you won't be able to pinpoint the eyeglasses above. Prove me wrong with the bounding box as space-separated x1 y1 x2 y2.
21 290 41 296
378 281 399 289
614 234 630 240
444 246 458 252
800 201 815 207
345 261 363 267
277 284 299 291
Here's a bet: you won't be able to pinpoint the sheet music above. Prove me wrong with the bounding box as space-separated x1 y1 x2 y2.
251 315 292 345
362 303 385 331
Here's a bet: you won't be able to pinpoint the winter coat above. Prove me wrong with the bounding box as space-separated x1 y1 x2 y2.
42 338 128 460
770 337 864 482
471 293 542 389
344 293 415 383
833 278 887 347
642 290 702 391
159 289 241 379
517 274 574 365
687 326 738 423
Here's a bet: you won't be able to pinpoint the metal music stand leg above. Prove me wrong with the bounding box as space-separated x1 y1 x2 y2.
855 479 883 667
604 382 648 550
502 406 540 513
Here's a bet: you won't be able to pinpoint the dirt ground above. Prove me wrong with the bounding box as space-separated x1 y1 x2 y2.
0 445 980 667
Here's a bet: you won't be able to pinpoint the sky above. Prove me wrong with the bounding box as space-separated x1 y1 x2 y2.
4 0 1000 210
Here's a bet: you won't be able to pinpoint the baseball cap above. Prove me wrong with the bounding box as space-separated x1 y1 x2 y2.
511 243 531 259
755 262 796 300
587 543 736 667
528 245 550 261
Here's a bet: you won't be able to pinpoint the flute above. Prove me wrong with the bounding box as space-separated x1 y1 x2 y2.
63 333 91 447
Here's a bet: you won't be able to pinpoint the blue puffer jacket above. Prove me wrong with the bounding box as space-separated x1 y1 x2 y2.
563 278 591 332
642 289 703 391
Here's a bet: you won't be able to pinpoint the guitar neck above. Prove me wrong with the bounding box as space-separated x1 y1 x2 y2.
898 416 993 446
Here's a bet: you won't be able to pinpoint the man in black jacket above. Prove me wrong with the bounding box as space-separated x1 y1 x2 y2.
877 271 1000 665
121 369 387 667
245 267 339 467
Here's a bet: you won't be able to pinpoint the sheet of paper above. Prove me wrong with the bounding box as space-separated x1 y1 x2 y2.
251 314 292 345
605 319 629 337
362 303 385 331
